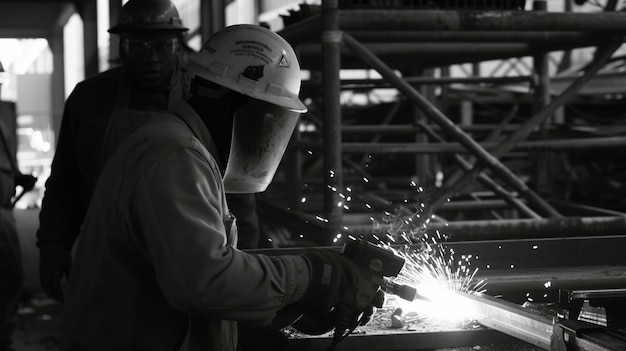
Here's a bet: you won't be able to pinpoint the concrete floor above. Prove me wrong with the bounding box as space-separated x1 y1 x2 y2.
13 297 61 351
12 208 61 351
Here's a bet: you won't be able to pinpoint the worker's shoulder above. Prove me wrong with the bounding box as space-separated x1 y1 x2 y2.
122 113 216 168
71 67 122 97
133 113 197 146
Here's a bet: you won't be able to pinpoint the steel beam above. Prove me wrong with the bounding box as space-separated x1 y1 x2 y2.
345 216 626 240
348 30 605 43
337 10 626 32
458 290 626 351
296 136 626 154
459 292 553 350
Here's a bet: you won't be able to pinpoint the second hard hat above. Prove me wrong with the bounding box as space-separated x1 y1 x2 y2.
109 0 188 34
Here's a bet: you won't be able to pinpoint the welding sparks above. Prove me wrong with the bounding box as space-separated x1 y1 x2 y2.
370 203 487 328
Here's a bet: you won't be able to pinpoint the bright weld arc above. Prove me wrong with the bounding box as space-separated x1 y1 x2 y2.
371 208 487 329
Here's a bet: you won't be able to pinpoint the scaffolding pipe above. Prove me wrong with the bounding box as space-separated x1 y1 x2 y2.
437 37 625 213
345 216 626 241
302 75 532 89
297 41 601 61
349 30 603 43
342 32 561 217
337 10 626 32
322 0 343 239
278 12 626 43
300 51 578 70
297 136 626 153
338 124 528 134
532 2 553 197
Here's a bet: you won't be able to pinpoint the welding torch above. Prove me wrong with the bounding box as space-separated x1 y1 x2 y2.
324 238 420 350
342 238 417 301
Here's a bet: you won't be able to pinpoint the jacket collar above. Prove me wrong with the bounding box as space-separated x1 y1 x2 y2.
169 99 223 170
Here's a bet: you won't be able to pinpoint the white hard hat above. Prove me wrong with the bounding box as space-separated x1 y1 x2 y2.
187 24 307 113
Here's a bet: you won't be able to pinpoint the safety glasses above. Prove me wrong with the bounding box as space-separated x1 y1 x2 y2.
122 37 179 55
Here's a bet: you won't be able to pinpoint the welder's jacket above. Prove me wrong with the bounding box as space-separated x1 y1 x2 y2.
59 101 309 351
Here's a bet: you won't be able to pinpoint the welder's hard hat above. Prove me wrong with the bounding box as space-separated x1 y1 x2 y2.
108 0 188 34
186 24 307 113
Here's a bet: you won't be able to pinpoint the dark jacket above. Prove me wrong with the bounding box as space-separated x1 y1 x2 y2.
37 66 182 251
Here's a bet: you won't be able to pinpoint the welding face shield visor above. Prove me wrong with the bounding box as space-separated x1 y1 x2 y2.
223 99 300 194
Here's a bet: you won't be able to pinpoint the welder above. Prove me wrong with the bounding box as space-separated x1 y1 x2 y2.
37 0 261 305
58 24 381 351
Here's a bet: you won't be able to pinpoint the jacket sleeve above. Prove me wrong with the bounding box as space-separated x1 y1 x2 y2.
37 87 87 251
132 144 309 323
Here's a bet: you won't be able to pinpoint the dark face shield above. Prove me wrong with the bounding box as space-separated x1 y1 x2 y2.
223 99 300 193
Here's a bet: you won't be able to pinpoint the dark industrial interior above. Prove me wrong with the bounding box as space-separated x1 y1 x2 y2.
1 0 626 350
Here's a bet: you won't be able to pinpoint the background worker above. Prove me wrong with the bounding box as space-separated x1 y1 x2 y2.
59 24 380 351
36 0 260 303
0 60 37 351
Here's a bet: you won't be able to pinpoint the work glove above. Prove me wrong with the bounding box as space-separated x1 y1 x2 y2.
292 288 385 335
14 173 37 192
39 244 72 302
299 248 364 313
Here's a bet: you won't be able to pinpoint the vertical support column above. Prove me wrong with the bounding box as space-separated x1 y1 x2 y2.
201 0 225 43
80 0 99 78
532 0 554 199
322 0 343 243
109 0 122 66
414 68 436 186
48 28 65 139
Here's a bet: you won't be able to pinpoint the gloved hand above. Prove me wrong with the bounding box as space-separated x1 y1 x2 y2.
14 173 37 192
298 248 364 313
292 288 385 335
39 244 72 302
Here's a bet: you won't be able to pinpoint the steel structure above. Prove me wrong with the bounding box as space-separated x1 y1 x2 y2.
262 1 626 247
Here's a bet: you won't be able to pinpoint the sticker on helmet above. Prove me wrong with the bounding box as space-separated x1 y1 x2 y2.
242 65 264 81
278 52 290 68
233 40 272 64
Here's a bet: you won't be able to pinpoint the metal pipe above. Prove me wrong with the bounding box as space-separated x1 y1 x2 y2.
336 124 519 134
345 216 626 240
349 30 604 43
532 1 553 197
297 41 601 59
322 0 343 240
296 136 626 153
337 10 626 31
338 124 527 134
565 288 626 302
301 75 532 90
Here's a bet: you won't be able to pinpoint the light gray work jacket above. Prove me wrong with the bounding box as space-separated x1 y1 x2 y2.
59 100 309 351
